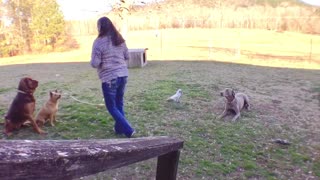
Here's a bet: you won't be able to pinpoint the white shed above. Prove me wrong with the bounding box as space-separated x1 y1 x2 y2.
127 48 148 68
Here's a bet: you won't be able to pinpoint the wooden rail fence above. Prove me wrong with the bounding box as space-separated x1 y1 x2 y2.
0 136 184 180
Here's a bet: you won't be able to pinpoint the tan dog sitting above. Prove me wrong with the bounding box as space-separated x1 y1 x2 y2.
219 88 250 122
36 90 61 127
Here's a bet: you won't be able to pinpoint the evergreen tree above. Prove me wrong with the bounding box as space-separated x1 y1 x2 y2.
30 0 65 51
1 0 66 56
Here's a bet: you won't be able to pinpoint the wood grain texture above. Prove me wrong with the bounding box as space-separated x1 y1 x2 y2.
0 136 183 180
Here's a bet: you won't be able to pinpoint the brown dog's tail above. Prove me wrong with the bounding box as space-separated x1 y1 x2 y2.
35 118 44 127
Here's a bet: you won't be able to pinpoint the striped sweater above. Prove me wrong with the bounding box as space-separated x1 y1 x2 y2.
90 36 129 83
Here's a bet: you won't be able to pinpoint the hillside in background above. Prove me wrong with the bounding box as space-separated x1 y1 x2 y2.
101 0 320 34
66 0 320 35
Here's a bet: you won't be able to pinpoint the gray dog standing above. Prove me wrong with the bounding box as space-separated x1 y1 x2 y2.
219 88 250 122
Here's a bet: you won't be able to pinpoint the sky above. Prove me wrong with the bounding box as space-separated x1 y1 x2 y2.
299 0 320 6
56 0 157 20
56 0 320 20
56 0 113 20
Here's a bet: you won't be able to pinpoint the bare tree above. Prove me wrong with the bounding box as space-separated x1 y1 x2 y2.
109 0 149 38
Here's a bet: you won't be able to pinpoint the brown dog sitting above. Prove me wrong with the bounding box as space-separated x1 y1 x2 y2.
36 90 61 127
4 77 45 135
219 88 250 122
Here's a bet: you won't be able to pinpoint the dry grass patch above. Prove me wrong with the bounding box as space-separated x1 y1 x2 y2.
1 29 319 69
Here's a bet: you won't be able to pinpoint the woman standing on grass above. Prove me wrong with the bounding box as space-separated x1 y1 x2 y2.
90 16 135 138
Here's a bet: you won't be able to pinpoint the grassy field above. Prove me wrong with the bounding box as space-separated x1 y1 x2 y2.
0 28 320 179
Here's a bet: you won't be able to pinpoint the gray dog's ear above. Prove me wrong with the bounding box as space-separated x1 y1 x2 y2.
232 90 235 97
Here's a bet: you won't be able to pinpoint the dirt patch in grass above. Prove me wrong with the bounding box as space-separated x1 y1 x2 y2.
0 61 319 179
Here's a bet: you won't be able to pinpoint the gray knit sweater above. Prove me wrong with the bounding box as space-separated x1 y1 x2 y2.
90 36 129 83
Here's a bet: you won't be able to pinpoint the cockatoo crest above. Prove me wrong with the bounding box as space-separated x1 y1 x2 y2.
167 89 182 102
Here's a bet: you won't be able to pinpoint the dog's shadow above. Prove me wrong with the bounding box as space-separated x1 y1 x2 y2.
166 101 187 110
216 109 253 122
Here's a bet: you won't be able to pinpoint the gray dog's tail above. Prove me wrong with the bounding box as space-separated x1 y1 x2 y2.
244 96 250 110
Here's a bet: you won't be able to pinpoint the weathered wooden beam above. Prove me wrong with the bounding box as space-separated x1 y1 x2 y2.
0 136 183 180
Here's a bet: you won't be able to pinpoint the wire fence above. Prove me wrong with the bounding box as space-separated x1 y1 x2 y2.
66 19 320 68
66 17 320 36
122 28 319 65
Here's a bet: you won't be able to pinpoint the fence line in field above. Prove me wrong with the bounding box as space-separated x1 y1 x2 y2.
66 18 319 64
66 16 320 36
140 28 319 63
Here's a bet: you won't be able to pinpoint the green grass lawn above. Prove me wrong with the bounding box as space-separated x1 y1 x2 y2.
0 60 319 179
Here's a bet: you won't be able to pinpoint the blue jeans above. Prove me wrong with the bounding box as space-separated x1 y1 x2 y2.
102 77 134 137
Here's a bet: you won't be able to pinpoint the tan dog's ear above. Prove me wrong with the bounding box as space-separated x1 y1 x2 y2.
50 91 53 97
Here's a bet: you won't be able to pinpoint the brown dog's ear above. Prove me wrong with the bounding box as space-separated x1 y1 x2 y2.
18 78 26 90
50 91 53 97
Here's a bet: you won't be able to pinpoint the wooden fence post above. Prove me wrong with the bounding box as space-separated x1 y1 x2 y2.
156 150 181 180
309 38 313 61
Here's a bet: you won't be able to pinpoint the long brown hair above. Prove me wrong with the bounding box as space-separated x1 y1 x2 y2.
97 17 125 46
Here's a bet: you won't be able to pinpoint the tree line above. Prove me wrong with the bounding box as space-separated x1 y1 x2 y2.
0 0 77 57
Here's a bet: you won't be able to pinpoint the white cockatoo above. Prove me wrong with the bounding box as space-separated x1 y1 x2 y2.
167 89 182 103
